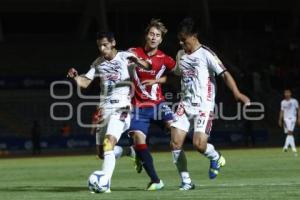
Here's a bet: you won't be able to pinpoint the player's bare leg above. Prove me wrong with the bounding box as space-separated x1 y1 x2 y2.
170 127 194 190
283 134 289 152
193 132 226 179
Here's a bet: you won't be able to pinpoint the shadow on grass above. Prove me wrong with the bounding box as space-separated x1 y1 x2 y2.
0 186 87 192
0 185 178 193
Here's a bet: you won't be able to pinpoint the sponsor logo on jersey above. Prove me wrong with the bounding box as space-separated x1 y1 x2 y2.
101 73 121 81
207 76 212 101
137 67 156 75
182 69 196 77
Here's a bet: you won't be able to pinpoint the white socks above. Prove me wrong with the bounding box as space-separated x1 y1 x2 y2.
284 135 297 152
180 172 192 184
204 143 220 161
113 145 123 159
172 150 191 184
102 150 116 180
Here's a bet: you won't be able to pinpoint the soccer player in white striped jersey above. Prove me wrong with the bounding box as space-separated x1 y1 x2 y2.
278 89 300 156
170 18 250 190
67 31 150 193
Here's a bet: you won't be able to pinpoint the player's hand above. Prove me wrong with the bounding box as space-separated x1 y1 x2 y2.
127 56 151 69
67 68 78 78
141 79 157 86
127 56 138 64
92 108 104 124
278 120 282 128
235 92 250 106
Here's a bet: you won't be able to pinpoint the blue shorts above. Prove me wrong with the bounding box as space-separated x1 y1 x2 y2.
128 102 174 135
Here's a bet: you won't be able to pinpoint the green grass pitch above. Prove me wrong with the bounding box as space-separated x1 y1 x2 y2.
0 148 300 200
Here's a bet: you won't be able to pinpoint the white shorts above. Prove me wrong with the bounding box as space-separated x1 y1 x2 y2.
283 117 296 134
171 104 214 135
95 107 131 145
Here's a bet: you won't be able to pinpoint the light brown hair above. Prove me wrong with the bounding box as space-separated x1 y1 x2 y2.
145 19 168 37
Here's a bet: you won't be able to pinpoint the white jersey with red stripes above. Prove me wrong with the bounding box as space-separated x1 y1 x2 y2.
85 51 134 109
175 45 226 113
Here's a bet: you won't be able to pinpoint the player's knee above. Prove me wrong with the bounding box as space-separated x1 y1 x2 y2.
170 141 182 150
103 138 114 151
131 131 146 144
193 142 206 153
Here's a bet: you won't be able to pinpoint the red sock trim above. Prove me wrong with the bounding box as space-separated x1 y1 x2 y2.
135 144 148 151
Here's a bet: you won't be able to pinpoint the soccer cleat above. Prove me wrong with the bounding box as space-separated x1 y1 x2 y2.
209 155 226 179
89 188 111 194
146 180 164 191
179 182 195 191
103 188 111 193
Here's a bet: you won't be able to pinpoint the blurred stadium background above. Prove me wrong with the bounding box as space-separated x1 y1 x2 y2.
0 0 300 155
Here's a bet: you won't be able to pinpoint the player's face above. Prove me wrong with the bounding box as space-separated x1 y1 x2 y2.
178 33 198 54
145 27 162 49
97 38 116 59
284 90 292 99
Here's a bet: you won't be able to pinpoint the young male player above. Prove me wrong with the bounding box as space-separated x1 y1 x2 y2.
279 89 300 156
170 18 250 190
127 19 176 190
67 31 150 193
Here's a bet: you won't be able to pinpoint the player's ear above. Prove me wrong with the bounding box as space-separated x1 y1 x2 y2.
158 37 163 45
111 39 116 47
192 33 199 41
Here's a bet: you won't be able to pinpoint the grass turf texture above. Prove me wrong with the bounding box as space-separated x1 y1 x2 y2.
0 148 300 200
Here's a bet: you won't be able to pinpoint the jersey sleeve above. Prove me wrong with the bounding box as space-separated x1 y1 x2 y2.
281 101 284 111
85 67 96 80
206 51 227 76
127 47 138 56
85 57 100 80
123 49 137 60
295 99 299 109
126 51 137 58
164 55 176 71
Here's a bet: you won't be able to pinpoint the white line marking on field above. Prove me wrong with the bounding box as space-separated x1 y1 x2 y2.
199 182 300 188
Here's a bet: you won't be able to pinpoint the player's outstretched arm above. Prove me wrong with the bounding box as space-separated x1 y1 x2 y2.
141 75 167 86
221 71 250 105
127 56 152 70
67 68 92 89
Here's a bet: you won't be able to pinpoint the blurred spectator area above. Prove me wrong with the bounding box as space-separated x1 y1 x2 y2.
0 0 299 148
0 89 96 138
